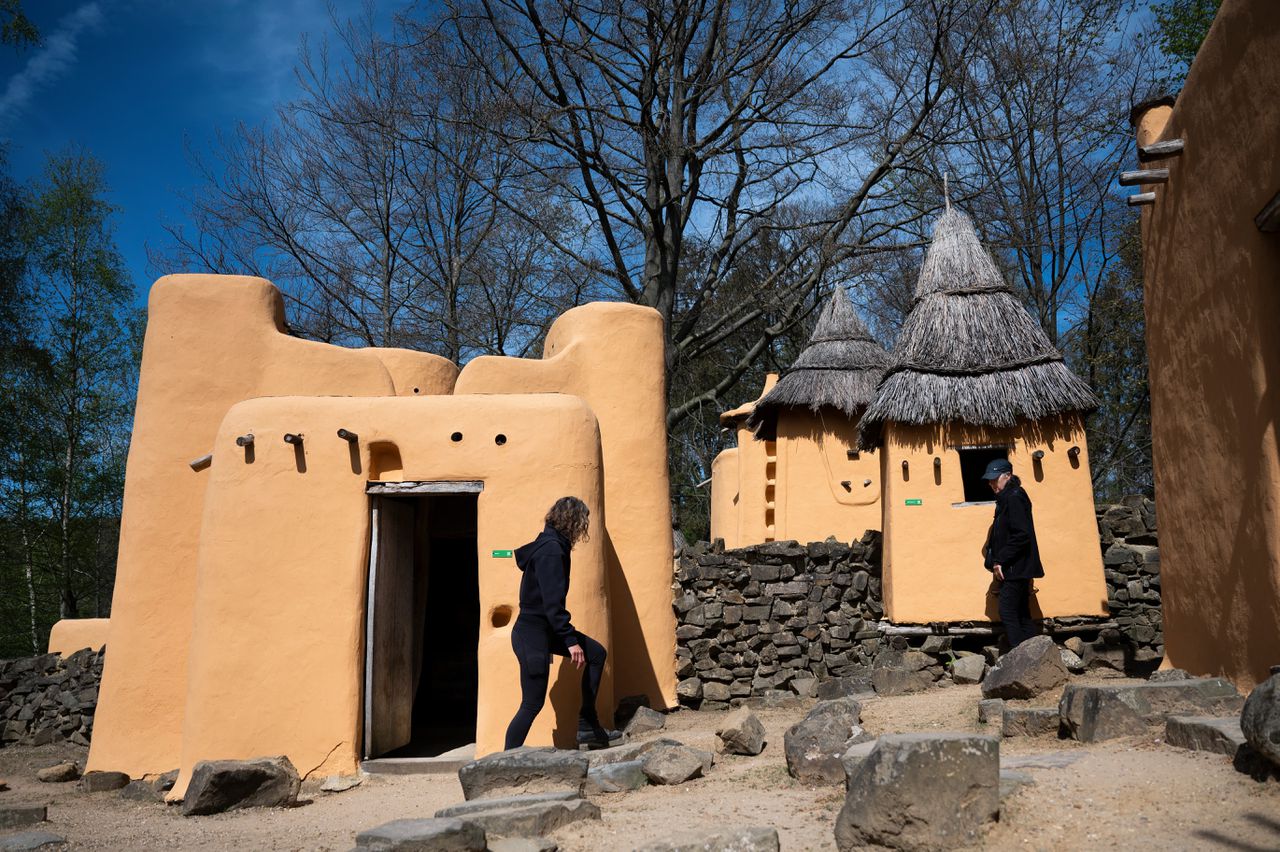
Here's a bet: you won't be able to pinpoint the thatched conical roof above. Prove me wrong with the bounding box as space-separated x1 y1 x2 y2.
746 288 888 440
858 207 1098 447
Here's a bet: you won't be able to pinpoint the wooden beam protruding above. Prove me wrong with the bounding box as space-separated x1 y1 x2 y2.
1119 169 1169 186
1127 193 1156 206
1138 139 1184 161
189 454 212 472
1256 190 1280 233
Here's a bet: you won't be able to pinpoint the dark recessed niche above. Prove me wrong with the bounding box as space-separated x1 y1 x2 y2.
413 387 420 394
450 432 463 442
495 434 507 446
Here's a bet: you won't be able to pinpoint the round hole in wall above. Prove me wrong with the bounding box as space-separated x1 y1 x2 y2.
451 432 463 442
413 387 420 394
491 605 513 628
495 434 507 446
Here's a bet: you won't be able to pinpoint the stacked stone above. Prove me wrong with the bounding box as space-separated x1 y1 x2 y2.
674 533 884 709
1096 496 1162 666
0 647 102 748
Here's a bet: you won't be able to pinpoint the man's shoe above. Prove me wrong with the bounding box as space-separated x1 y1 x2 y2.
576 724 623 749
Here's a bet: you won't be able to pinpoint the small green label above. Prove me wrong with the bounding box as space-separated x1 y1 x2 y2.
492 550 513 558
905 499 923 506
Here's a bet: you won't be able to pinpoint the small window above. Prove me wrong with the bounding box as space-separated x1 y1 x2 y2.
956 446 1009 503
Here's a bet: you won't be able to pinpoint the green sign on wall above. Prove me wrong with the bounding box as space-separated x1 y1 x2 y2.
905 499 923 506
492 550 513 558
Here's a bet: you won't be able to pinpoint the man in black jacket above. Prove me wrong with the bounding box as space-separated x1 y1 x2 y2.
983 459 1044 648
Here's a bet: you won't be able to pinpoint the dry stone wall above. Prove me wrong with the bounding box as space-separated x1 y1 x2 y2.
675 497 1162 709
0 647 101 747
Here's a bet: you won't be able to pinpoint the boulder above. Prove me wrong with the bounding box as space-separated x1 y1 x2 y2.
634 827 780 852
977 698 1004 725
871 668 933 696
79 771 131 792
1001 707 1060 738
1165 716 1246 757
950 654 985 685
585 760 648 794
1059 649 1085 673
716 708 766 756
816 677 874 701
354 817 486 851
1149 668 1190 683
641 744 712 785
487 839 557 852
181 756 301 816
784 698 867 784
120 779 165 803
436 791 599 837
624 706 666 737
586 737 684 768
0 832 67 852
835 733 1000 852
676 678 703 703
981 636 1067 700
1241 673 1280 767
0 806 46 830
1062 636 1085 656
457 748 587 801
839 739 878 790
614 694 651 730
36 763 79 783
1060 679 1244 742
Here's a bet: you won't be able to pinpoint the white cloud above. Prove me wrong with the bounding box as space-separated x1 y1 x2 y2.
0 3 104 125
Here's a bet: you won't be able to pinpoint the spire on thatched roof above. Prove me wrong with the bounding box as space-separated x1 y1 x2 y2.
746 288 888 441
858 207 1098 447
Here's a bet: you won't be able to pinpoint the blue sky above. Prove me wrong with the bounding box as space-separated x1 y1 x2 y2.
0 0 384 303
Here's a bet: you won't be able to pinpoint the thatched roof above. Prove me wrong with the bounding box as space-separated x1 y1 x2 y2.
746 288 888 440
858 207 1098 447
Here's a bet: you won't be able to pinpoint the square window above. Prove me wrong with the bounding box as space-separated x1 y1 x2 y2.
956 446 1009 503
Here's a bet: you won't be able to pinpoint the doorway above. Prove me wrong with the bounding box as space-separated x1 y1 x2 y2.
364 482 482 759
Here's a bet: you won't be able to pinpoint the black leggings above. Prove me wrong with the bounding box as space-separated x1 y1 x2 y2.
504 619 607 750
998 578 1037 648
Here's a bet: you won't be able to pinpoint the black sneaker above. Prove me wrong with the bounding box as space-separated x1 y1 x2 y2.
576 724 623 749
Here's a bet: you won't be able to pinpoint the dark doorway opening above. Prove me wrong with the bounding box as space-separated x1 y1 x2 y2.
365 487 480 759
956 446 1009 503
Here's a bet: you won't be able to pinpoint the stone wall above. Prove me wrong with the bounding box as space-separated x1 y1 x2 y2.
674 497 1162 709
0 647 101 747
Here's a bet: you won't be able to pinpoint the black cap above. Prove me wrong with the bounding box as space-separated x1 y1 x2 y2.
981 459 1013 480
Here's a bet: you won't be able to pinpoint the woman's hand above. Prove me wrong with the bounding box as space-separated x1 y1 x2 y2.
568 644 586 670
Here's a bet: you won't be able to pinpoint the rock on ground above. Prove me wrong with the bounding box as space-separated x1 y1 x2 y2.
457 748 588 801
978 698 1004 725
624 706 667 736
585 760 647 794
950 654 985 685
79 770 130 792
614 694 651 730
36 763 79 783
784 698 866 784
633 827 780 852
816 678 873 701
181 756 301 816
354 817 486 851
320 774 363 793
1150 668 1190 683
1165 716 1246 756
586 738 683 768
999 769 1035 799
716 708 766 756
436 792 600 837
835 733 1000 852
486 838 557 852
641 744 712 785
839 740 878 791
1241 673 1280 767
0 806 46 830
0 832 67 852
1060 679 1244 742
981 636 1068 700
1002 707 1061 738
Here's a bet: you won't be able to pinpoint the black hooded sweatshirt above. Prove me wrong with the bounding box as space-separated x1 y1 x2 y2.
514 524 578 647
984 475 1045 580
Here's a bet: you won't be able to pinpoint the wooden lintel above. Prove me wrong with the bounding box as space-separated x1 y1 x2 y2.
1138 139 1184 161
366 480 484 495
1256 190 1280 233
1127 193 1156 206
1119 168 1169 186
189 454 213 472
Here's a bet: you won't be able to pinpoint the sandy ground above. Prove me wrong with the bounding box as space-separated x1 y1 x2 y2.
2 677 1279 851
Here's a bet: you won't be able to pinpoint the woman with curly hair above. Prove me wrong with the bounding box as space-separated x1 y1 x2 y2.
504 496 620 750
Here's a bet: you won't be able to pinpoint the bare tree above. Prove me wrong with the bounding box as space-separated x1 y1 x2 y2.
434 0 983 426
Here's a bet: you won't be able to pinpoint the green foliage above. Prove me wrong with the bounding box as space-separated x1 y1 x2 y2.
0 150 137 658
1151 0 1221 69
0 0 37 49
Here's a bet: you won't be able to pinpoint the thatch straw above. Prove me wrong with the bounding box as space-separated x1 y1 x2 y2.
746 288 888 440
858 208 1098 447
